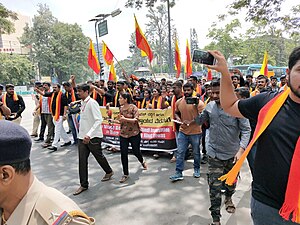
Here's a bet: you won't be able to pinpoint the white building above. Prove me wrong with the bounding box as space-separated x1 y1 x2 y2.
0 13 31 55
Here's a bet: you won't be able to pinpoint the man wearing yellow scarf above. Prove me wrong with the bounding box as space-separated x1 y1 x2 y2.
207 47 300 225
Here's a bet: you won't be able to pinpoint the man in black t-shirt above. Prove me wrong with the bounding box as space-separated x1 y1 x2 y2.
207 48 300 225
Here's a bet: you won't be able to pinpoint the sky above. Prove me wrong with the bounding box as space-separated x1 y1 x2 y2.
1 0 295 61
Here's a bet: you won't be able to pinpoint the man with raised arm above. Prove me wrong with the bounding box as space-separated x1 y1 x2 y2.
207 48 300 225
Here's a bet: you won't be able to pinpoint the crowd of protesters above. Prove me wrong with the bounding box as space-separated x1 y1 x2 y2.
0 47 296 225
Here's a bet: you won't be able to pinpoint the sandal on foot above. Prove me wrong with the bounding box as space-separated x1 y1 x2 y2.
225 197 236 213
142 161 148 170
119 175 129 183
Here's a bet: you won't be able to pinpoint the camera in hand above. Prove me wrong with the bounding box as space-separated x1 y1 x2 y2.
192 50 216 65
185 97 199 105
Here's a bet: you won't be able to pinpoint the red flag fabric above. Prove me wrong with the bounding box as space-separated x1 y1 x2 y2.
175 39 181 79
207 68 212 81
108 61 117 82
185 39 192 77
87 39 100 74
102 41 114 65
134 15 153 63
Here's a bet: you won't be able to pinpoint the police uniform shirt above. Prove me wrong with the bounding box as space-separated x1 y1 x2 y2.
0 176 95 225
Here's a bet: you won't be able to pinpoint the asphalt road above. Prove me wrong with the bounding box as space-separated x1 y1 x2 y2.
20 95 253 225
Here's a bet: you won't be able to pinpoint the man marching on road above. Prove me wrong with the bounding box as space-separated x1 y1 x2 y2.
195 79 251 225
207 47 300 225
35 83 71 151
73 84 114 196
169 82 205 181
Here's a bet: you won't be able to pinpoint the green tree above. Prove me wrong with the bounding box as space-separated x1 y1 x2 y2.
20 4 57 77
205 19 242 59
146 4 169 72
0 3 18 34
20 4 92 82
228 1 299 35
0 53 34 84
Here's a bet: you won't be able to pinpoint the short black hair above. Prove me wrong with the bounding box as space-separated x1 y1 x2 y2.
0 84 3 90
5 84 14 89
100 79 105 83
77 83 90 92
62 81 71 87
189 75 197 82
257 75 268 81
172 81 182 89
107 80 114 84
288 47 300 70
183 82 194 90
1 159 31 175
117 81 125 86
231 75 240 80
120 92 132 104
53 83 61 89
43 82 51 87
211 79 220 87
235 87 250 99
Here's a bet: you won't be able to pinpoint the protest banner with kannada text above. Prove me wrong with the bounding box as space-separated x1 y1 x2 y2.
100 107 177 151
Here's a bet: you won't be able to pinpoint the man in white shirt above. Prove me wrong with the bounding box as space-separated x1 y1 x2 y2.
73 84 114 196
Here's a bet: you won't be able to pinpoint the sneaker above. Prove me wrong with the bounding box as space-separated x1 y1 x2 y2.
193 168 200 178
201 154 208 164
169 172 183 182
101 171 114 182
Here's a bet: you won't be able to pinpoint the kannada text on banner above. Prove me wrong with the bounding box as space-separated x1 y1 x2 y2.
100 107 177 151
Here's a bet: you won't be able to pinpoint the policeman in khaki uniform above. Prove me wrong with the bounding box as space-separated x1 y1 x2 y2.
0 121 95 225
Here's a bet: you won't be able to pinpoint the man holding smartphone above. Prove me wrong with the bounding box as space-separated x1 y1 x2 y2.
169 82 204 182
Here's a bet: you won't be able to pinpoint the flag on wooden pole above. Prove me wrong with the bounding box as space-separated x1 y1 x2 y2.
134 15 153 63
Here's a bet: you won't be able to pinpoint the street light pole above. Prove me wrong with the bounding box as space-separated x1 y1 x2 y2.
89 8 122 80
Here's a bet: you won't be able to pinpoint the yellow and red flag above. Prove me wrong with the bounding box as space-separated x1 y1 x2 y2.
175 39 181 79
185 39 192 77
108 61 117 82
87 39 100 74
207 68 212 81
134 15 153 63
260 51 269 77
102 41 114 65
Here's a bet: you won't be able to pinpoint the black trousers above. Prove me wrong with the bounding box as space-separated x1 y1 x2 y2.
78 138 112 188
39 114 54 143
120 133 143 175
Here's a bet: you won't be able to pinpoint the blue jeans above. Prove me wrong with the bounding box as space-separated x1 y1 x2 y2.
68 114 78 143
251 197 298 225
175 131 201 173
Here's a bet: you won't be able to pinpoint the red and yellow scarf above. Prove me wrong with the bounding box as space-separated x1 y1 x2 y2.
92 89 98 100
151 96 162 109
2 92 19 106
138 98 150 109
114 91 119 107
50 91 63 121
66 88 76 102
196 84 202 96
219 88 300 223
